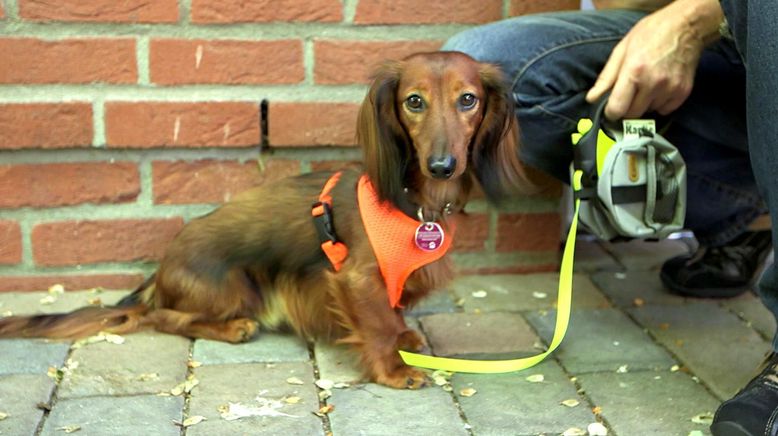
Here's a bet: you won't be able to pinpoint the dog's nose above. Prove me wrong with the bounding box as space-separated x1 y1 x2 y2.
427 155 457 179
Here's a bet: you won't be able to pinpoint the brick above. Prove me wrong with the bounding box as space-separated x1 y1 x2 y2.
452 213 488 252
310 160 362 173
268 102 360 147
509 0 581 16
0 3 4 18
0 220 22 265
0 38 136 84
0 274 144 292
354 0 501 24
0 103 92 149
314 40 442 85
105 102 260 148
19 0 179 23
150 39 304 85
452 362 594 435
0 339 70 375
0 375 56 436
496 212 561 252
152 159 300 204
329 383 468 436
0 162 139 208
192 333 309 365
58 332 190 399
191 0 342 23
41 396 184 436
187 363 322 436
451 273 609 313
32 218 184 266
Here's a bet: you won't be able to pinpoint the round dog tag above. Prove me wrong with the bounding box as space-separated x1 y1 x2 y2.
415 222 444 251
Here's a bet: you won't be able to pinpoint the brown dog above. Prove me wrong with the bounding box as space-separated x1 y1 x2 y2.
0 52 527 389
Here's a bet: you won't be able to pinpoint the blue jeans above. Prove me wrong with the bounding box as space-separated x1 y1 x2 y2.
443 9 764 246
722 0 778 350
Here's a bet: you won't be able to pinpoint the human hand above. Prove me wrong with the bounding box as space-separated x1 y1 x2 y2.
586 0 723 120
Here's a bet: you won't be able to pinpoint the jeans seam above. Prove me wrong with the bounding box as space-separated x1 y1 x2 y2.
511 35 623 91
687 171 764 206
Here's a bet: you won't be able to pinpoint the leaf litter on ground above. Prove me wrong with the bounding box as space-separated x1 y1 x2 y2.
219 395 300 421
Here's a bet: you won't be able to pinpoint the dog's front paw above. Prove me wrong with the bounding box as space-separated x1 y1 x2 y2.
376 365 429 389
226 318 259 343
396 329 426 352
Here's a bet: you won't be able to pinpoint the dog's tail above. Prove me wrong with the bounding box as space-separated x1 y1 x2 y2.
0 275 156 339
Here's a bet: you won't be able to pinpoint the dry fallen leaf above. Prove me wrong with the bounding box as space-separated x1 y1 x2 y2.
47 366 64 383
56 425 81 433
562 427 587 436
40 295 57 305
188 361 202 369
286 377 304 385
283 396 302 405
525 374 545 383
670 364 680 372
181 416 206 427
459 388 477 397
592 406 603 415
471 290 487 298
171 378 199 396
633 298 645 307
587 422 608 435
659 323 671 330
315 379 335 390
0 412 8 420
87 298 102 306
532 291 547 299
688 431 704 436
315 405 335 417
454 298 466 307
560 399 580 408
318 390 332 401
220 398 299 421
136 373 160 382
616 365 629 373
49 284 65 295
1 311 12 317
691 412 714 425
333 382 350 389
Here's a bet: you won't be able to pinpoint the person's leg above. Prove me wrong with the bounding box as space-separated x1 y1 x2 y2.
443 9 768 297
711 1 778 434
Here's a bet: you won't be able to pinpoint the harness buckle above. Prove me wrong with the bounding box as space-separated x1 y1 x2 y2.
312 201 337 244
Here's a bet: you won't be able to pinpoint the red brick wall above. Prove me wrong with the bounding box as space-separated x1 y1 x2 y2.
0 0 575 292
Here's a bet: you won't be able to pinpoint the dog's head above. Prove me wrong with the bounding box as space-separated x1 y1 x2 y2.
357 51 525 212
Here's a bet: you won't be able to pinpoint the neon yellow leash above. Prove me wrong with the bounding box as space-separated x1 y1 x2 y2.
399 170 584 373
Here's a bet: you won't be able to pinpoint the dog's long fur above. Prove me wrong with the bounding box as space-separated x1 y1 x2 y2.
0 52 528 388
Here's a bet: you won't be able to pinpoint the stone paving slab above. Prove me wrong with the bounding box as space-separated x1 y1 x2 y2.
577 371 719 436
629 302 772 399
420 312 541 358
600 238 690 270
525 308 676 373
58 332 190 399
451 273 610 313
591 270 688 307
328 382 468 436
571 238 623 272
407 288 459 316
193 333 309 365
723 293 777 340
314 343 365 384
40 395 183 436
0 374 55 436
187 362 323 436
452 361 595 435
0 339 70 376
0 291 128 316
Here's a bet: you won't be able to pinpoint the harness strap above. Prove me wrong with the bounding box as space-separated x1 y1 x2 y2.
312 172 348 272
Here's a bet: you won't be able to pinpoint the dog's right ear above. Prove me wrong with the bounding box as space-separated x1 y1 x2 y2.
357 61 411 205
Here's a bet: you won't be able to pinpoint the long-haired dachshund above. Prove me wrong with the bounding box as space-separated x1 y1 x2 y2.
0 51 528 388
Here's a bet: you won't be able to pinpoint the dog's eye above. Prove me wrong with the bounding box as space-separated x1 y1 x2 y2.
405 95 425 112
459 93 477 110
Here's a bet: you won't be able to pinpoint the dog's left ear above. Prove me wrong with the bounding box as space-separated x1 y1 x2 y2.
471 64 528 204
357 61 412 206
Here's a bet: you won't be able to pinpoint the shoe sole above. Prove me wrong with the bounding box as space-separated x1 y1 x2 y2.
659 270 752 298
711 421 756 436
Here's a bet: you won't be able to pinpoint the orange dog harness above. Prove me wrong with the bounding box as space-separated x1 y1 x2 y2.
312 172 455 308
357 175 455 308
